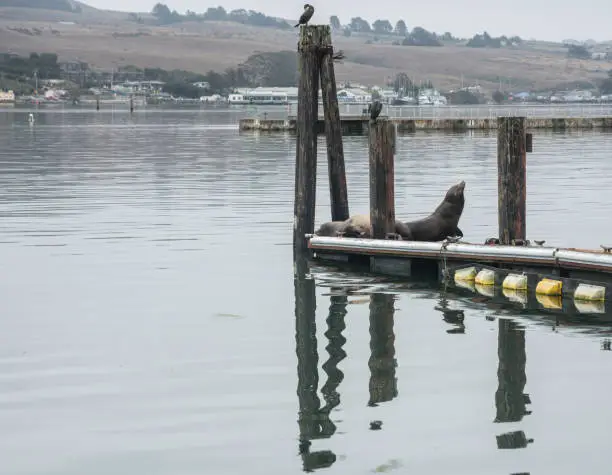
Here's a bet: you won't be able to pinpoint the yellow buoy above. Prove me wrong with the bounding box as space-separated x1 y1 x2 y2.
502 274 528 291
454 266 477 283
475 269 496 286
574 283 606 302
536 278 563 296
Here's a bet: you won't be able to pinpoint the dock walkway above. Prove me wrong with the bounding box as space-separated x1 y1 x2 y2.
239 104 612 132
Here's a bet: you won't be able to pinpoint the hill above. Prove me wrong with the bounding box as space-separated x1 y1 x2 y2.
0 2 610 93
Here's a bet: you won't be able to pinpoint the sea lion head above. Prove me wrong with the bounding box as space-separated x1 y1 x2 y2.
444 180 465 207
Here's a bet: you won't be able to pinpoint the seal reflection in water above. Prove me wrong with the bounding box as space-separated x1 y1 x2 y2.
314 181 466 241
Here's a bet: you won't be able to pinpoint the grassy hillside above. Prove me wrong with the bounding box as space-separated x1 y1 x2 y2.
0 2 609 92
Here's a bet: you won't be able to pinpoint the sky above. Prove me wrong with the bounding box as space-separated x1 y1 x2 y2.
83 0 612 43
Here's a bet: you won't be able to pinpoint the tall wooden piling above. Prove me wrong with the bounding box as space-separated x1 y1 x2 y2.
96 97 100 111
293 25 325 260
497 117 527 244
319 27 349 222
369 119 396 239
129 95 134 114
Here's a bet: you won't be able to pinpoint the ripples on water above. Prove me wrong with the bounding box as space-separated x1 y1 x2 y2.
1 108 612 475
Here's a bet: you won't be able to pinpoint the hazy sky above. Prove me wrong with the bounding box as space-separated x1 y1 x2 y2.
84 0 612 42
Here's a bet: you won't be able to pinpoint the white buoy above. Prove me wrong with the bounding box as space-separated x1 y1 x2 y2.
28 113 34 125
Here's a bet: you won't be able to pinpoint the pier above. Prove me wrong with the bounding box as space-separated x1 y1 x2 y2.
291 25 612 317
241 104 612 132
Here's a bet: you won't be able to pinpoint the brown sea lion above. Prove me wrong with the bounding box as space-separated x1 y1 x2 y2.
314 220 347 237
342 214 413 239
400 180 465 242
313 180 465 241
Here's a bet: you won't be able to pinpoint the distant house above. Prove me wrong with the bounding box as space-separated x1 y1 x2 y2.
591 52 608 60
193 81 210 90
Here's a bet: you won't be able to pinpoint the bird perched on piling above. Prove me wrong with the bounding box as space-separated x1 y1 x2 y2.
369 100 383 122
294 4 315 27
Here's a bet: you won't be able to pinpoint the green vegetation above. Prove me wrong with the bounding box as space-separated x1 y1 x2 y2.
389 72 434 98
149 3 291 29
402 27 442 46
0 52 61 79
566 44 590 59
0 0 81 12
0 50 301 98
466 32 522 48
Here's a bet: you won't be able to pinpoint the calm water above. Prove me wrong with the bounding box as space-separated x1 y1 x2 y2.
1 107 612 475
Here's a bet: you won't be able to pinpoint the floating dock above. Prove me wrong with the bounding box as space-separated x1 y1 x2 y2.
240 115 612 133
307 235 612 307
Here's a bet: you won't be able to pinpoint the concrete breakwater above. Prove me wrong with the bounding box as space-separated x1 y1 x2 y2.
239 116 612 133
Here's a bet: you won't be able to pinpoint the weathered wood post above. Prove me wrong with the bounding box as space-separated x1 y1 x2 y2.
96 97 100 111
129 95 134 114
293 25 324 260
497 117 527 244
319 26 349 222
369 119 396 239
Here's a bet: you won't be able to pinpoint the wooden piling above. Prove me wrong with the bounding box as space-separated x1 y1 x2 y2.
497 117 527 245
369 119 396 240
293 25 325 260
96 97 100 111
129 96 134 113
319 26 349 222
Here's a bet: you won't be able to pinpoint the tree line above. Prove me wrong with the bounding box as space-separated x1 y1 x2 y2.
0 0 81 12
0 50 299 98
149 3 291 29
330 15 522 48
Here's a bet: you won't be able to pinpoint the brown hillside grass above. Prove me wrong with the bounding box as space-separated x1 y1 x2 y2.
0 7 610 92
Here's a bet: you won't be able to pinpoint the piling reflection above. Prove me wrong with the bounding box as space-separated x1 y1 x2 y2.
368 293 398 408
320 290 347 417
294 258 344 471
494 319 533 450
435 293 466 334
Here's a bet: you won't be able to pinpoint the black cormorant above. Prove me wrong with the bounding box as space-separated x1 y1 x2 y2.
369 100 383 122
294 4 315 27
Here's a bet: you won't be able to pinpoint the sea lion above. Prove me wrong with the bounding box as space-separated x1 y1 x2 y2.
313 180 465 241
314 220 347 237
294 4 314 27
314 215 410 239
342 214 413 240
400 180 465 241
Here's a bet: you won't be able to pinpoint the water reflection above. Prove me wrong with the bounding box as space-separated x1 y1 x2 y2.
320 290 347 418
435 292 466 334
494 319 533 450
294 261 338 471
367 293 398 408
